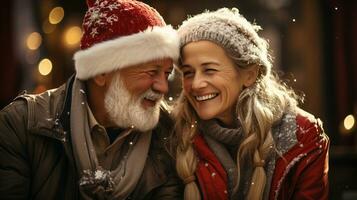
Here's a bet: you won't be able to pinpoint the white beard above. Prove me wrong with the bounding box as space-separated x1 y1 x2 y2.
104 74 162 132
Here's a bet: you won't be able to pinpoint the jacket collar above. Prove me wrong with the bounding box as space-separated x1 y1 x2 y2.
58 74 75 134
19 75 75 141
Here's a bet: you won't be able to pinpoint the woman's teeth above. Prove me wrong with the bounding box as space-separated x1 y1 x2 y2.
195 93 218 101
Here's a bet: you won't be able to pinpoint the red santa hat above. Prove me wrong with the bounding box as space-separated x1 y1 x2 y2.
73 0 179 80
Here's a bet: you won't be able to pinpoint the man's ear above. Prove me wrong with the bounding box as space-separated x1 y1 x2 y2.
93 74 108 87
243 65 259 87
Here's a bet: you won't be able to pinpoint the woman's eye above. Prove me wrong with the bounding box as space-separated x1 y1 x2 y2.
205 68 217 73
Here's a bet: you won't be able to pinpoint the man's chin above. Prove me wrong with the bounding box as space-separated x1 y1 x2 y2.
111 107 160 132
131 116 160 132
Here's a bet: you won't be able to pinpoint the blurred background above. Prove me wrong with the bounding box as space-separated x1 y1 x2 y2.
0 0 356 199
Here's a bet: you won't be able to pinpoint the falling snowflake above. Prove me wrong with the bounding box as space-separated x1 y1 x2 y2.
84 0 121 38
79 168 114 192
95 170 104 179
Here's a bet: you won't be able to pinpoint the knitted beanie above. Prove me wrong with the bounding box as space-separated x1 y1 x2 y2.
73 0 179 80
178 8 271 77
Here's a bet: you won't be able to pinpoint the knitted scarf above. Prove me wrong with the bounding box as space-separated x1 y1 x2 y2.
70 79 152 200
195 119 243 199
193 134 228 200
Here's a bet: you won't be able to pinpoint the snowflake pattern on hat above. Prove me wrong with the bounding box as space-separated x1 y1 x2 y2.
84 0 120 37
74 0 179 80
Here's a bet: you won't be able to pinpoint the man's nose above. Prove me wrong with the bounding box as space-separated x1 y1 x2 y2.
152 72 169 94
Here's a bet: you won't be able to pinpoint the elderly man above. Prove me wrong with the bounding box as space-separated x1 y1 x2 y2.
0 0 182 199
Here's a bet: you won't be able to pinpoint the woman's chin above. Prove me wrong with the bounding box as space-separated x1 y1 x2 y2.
196 112 215 121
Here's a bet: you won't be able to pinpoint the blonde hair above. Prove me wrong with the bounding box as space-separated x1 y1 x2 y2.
173 64 299 200
173 95 201 199
175 7 300 199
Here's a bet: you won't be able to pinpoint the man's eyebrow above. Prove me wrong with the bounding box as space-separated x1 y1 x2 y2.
179 64 191 69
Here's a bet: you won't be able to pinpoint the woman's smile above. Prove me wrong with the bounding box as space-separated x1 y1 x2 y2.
194 93 219 101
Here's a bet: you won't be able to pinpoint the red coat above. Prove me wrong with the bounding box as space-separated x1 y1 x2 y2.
269 111 329 200
194 110 329 200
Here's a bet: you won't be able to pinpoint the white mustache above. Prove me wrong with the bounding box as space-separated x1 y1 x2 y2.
142 89 163 101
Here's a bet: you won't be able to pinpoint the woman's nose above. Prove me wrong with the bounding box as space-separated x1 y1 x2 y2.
191 73 208 90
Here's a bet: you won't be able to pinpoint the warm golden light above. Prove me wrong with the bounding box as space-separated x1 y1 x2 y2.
33 85 47 94
49 7 64 24
64 26 82 46
344 114 355 130
26 32 42 50
38 58 53 76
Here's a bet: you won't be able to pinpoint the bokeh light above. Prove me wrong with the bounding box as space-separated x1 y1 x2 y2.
344 114 355 131
26 32 42 50
33 84 47 94
64 26 82 46
38 58 53 76
49 7 64 24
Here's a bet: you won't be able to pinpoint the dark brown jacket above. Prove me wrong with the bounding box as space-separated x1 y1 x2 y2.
0 76 183 200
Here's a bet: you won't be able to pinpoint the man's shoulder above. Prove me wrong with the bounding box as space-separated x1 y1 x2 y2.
0 98 28 123
1 84 68 131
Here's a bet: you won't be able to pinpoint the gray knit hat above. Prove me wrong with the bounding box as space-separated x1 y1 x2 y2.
178 8 272 77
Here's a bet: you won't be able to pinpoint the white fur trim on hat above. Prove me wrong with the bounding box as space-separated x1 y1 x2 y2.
73 25 179 80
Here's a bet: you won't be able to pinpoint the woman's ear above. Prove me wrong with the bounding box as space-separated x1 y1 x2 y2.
243 65 259 87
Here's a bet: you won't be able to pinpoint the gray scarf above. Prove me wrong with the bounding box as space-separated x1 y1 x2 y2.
70 78 152 200
198 119 243 146
198 119 243 199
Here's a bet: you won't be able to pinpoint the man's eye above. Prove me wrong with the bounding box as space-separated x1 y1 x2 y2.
165 71 171 78
183 71 194 78
148 70 158 76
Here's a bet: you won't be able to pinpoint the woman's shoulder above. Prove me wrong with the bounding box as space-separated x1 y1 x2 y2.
269 108 330 200
272 107 329 154
295 108 321 129
294 108 329 144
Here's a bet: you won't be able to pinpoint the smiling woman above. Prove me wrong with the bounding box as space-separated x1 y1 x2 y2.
180 41 258 125
173 8 329 200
